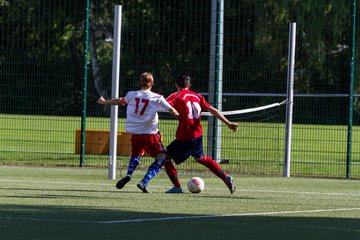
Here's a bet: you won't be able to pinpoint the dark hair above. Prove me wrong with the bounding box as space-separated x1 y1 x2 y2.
176 74 191 88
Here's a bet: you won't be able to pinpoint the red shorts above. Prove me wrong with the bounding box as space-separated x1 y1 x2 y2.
130 131 165 158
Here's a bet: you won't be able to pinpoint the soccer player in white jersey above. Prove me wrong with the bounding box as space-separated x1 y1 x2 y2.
97 72 179 193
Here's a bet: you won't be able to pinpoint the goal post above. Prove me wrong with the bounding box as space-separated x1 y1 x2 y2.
106 7 295 179
283 22 296 177
108 5 122 180
207 0 224 163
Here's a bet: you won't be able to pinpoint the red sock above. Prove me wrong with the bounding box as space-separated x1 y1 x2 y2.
164 161 181 188
198 156 227 181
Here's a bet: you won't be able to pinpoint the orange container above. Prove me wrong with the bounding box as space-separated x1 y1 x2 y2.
75 129 131 156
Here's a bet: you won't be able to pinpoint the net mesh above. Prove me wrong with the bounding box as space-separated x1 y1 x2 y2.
150 101 287 174
1 1 358 177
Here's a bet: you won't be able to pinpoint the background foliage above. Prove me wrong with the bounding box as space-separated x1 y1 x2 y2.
1 0 358 123
0 0 359 177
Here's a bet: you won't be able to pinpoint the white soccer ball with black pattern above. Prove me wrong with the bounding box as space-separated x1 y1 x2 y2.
187 177 205 193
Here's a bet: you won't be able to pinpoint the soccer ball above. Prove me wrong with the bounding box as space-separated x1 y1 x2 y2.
187 177 205 193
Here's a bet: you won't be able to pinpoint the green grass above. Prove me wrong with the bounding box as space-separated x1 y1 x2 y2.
0 166 359 240
0 114 360 177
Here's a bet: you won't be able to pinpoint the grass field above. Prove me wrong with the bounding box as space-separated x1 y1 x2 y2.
0 166 359 240
1 114 360 177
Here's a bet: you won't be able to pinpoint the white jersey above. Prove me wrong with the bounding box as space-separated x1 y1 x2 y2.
123 90 172 134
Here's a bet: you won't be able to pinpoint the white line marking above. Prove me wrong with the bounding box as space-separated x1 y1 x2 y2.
97 208 360 224
241 189 360 196
1 208 359 224
0 179 110 186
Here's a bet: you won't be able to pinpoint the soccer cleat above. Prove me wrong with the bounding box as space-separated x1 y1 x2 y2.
165 186 184 193
137 181 150 193
225 175 237 194
116 176 131 189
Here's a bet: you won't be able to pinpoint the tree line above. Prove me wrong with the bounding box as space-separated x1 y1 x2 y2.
0 0 358 124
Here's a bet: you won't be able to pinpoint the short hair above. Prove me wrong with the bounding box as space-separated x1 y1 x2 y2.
176 74 191 88
139 72 154 88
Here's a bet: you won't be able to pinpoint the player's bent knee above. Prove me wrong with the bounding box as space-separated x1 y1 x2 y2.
155 153 165 161
154 153 166 166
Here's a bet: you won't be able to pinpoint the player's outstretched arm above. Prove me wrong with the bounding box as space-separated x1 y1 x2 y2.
207 106 239 132
97 96 124 106
168 107 179 119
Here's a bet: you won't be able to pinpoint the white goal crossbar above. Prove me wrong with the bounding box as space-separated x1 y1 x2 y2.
201 100 288 117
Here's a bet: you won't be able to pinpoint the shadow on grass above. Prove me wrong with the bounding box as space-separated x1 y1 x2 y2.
0 204 359 240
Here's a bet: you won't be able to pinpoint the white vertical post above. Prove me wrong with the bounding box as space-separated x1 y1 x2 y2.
108 5 122 180
215 0 224 163
207 0 223 162
284 22 296 177
207 0 216 159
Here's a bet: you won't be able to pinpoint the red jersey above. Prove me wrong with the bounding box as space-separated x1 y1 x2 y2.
166 89 211 141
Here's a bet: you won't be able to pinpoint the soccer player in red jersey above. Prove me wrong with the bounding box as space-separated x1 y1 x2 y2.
97 72 179 193
164 74 239 194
